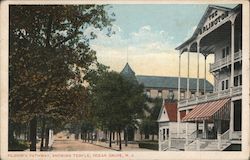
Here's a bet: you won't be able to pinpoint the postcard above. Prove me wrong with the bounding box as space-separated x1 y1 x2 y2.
1 0 249 160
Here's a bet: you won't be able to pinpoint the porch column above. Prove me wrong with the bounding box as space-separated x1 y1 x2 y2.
204 55 207 94
230 20 235 95
230 101 234 139
177 111 180 138
177 51 182 138
196 40 200 97
217 120 222 150
178 50 182 101
229 19 235 140
187 46 190 99
159 128 162 151
202 120 208 139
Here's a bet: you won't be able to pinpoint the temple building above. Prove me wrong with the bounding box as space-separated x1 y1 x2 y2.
159 4 242 151
121 63 213 101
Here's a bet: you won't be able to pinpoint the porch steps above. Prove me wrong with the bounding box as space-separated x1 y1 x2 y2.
185 140 231 151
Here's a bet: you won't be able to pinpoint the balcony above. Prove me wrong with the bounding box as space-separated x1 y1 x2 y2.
209 50 242 72
178 86 242 108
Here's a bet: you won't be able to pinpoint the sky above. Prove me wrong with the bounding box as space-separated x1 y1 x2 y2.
89 4 238 83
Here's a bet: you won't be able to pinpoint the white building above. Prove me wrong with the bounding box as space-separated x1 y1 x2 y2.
159 4 242 151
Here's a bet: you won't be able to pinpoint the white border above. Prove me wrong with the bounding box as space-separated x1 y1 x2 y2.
1 0 249 160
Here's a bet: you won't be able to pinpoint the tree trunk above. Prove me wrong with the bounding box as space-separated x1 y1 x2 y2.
29 116 37 151
119 130 122 150
84 132 87 142
152 134 154 141
124 129 128 147
87 132 90 142
8 120 15 148
91 132 93 143
40 118 46 151
140 133 143 140
45 128 49 150
116 132 119 145
109 131 112 148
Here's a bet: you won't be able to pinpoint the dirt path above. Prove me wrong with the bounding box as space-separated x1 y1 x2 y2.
52 140 111 151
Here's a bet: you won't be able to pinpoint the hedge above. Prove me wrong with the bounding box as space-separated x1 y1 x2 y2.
138 141 158 150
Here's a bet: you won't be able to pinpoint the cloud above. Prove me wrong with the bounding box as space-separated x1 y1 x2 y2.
90 24 175 56
86 24 214 83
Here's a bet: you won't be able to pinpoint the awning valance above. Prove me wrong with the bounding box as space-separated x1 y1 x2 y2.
182 98 230 122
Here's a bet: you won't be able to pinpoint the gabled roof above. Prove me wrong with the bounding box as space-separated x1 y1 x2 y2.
136 75 213 91
176 5 235 50
157 101 177 122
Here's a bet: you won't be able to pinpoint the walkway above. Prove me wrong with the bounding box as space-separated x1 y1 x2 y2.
52 139 111 151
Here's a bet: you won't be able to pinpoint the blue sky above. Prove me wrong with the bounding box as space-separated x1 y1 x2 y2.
90 4 238 82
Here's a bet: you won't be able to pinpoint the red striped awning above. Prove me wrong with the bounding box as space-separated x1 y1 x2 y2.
182 98 230 122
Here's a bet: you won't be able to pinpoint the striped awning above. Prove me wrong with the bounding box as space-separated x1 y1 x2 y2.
182 98 230 122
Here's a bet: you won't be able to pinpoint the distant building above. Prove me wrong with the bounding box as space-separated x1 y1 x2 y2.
121 63 213 100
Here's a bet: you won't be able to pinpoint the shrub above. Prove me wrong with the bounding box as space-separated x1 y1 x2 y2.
138 141 158 150
9 139 29 151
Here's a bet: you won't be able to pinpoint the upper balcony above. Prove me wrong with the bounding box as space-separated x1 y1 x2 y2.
178 86 242 108
209 50 242 73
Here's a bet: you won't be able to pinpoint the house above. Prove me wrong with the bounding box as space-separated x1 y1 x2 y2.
161 4 242 151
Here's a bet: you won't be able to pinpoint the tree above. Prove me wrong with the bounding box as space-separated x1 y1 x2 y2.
9 5 114 151
92 71 146 150
140 97 162 140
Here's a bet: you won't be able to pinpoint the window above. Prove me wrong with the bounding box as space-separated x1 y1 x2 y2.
239 75 242 85
222 46 230 58
180 91 185 99
225 79 229 89
226 46 230 56
221 79 229 90
234 74 242 86
158 90 162 97
222 81 225 90
163 129 166 140
234 76 239 86
168 90 174 100
166 129 169 138
222 48 226 58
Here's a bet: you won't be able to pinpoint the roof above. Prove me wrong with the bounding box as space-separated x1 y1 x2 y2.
182 98 230 122
120 63 137 81
176 4 240 51
136 75 213 91
164 102 177 122
157 101 178 122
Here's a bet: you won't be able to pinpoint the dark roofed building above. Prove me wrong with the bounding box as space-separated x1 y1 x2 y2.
136 75 213 91
121 63 213 100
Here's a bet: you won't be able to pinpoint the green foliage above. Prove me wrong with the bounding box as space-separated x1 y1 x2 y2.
9 5 115 150
140 98 162 137
92 71 146 132
9 5 114 126
138 141 158 150
9 139 30 151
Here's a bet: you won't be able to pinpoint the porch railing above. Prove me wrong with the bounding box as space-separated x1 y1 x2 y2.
160 140 169 151
210 50 242 72
221 130 230 141
178 86 242 108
